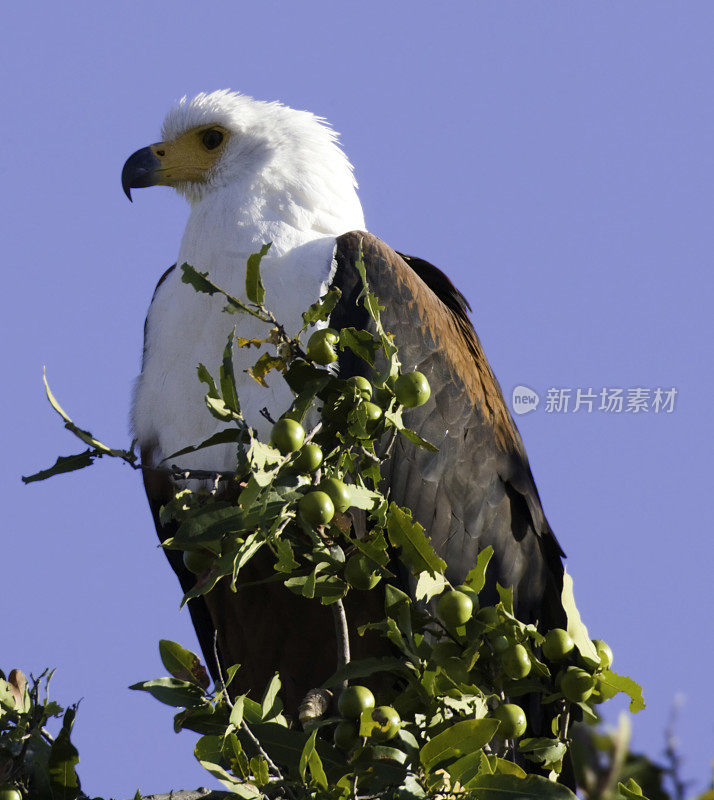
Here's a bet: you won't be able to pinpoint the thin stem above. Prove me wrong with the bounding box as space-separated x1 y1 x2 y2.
240 719 286 785
331 599 351 688
212 633 289 789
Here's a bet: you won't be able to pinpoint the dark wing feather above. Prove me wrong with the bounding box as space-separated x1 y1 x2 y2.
332 232 565 629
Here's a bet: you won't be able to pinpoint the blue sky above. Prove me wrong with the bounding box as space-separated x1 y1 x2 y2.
2 2 712 796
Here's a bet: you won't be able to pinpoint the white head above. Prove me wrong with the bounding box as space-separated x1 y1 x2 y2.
122 90 364 232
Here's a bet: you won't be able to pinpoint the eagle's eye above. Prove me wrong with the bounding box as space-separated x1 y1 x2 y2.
201 129 224 150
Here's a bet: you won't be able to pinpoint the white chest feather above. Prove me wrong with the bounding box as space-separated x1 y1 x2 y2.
132 195 343 472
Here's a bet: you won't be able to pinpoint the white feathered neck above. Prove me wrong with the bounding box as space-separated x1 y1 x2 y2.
133 91 365 469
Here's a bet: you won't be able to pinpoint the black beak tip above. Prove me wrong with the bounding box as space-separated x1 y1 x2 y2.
121 146 161 202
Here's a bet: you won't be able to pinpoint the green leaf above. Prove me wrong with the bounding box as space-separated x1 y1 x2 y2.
618 778 649 800
486 756 527 778
43 371 118 455
302 286 342 327
344 483 382 511
387 503 447 577
415 571 448 602
419 718 499 771
174 703 231 735
339 327 380 365
321 657 408 688
463 546 494 593
197 362 220 398
158 640 210 690
497 583 514 615
174 505 245 542
274 538 299 572
249 756 270 787
245 243 271 305
400 427 439 452
194 734 257 795
598 669 646 713
229 695 245 729
129 677 206 708
447 750 486 786
181 263 221 295
181 263 265 320
261 673 282 720
461 773 577 800
518 737 568 770
352 530 391 567
206 394 242 422
220 329 241 413
22 450 95 483
299 729 328 789
164 428 246 460
48 707 81 800
562 570 600 669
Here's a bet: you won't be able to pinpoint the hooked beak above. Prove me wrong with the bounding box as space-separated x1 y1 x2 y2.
121 146 162 201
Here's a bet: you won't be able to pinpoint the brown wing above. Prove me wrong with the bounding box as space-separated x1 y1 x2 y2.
331 231 565 629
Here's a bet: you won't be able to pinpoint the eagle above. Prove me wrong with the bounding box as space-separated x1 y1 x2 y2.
122 90 566 715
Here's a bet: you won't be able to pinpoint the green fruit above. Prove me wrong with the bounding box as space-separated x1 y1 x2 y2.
592 639 613 670
348 375 373 400
298 491 335 525
182 549 214 575
338 685 375 718
345 554 381 590
371 384 393 408
437 590 474 627
560 666 595 702
542 628 575 662
491 634 510 654
369 705 401 741
333 720 360 750
503 644 532 679
270 418 305 454
0 786 21 800
318 477 351 513
493 703 527 738
348 401 383 439
307 328 339 364
431 640 463 661
292 443 323 473
476 606 501 627
394 371 431 407
455 584 480 609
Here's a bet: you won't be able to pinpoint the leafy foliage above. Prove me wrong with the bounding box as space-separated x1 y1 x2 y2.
21 243 695 800
0 669 85 800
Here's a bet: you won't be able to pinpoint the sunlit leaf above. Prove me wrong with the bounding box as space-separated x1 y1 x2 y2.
129 677 205 708
597 670 646 713
245 243 271 305
387 503 446 577
420 718 499 771
463 546 494 593
158 640 210 690
302 286 342 327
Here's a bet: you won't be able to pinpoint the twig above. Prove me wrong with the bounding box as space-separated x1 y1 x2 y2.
259 407 276 425
356 446 381 464
239 719 287 788
331 599 351 691
210 636 290 793
212 632 232 709
664 696 690 800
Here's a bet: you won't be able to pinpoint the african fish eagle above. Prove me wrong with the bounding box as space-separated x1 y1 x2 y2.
121 90 566 713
